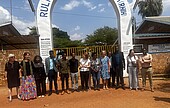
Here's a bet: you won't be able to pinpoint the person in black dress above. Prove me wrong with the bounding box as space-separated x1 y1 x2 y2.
5 54 20 102
33 55 46 98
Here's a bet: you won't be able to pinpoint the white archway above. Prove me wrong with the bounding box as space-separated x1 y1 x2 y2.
36 0 136 76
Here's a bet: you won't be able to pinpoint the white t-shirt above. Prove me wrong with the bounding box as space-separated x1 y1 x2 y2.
79 58 91 72
127 56 138 67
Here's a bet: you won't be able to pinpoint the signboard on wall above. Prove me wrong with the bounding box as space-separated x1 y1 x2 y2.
148 43 170 53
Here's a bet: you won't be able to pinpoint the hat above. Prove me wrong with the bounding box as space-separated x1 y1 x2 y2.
8 54 15 58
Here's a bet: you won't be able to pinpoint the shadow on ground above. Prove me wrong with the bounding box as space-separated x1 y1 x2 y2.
153 96 170 103
156 82 170 93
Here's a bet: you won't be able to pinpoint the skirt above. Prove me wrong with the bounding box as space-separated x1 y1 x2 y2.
19 75 37 100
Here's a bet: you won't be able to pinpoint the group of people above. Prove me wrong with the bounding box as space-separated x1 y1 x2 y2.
4 46 154 102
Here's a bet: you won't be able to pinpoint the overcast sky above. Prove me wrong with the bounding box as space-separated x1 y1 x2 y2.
0 0 170 40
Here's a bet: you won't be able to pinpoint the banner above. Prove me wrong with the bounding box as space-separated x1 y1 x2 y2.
110 0 133 76
37 0 57 61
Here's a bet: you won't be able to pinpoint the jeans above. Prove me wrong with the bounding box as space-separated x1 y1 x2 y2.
61 73 69 90
80 71 89 90
141 67 153 89
35 78 46 96
91 71 100 89
128 66 138 89
70 72 78 90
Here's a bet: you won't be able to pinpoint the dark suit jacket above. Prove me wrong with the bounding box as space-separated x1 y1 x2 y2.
112 52 125 69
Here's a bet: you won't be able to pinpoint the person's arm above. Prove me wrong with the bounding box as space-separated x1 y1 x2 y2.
108 58 111 72
86 59 91 68
122 52 125 70
143 54 152 63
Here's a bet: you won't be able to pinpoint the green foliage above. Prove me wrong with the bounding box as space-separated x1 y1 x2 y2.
138 0 163 18
84 26 118 45
28 26 37 35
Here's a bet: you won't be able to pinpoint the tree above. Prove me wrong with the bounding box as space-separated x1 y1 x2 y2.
84 26 118 46
28 26 38 35
138 0 163 18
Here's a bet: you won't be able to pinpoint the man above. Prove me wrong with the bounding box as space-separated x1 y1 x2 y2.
58 53 70 95
69 53 79 92
112 46 125 90
45 50 59 96
140 48 154 92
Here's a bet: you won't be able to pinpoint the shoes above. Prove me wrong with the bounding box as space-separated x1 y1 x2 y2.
141 88 145 91
48 92 52 96
56 90 59 95
136 88 138 91
61 91 65 95
103 86 106 90
42 95 45 98
38 96 41 98
122 86 125 90
151 88 154 92
66 90 71 94
106 86 109 90
76 89 80 92
71 89 74 93
115 86 119 90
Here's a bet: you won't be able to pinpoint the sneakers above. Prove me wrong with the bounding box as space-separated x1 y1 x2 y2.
105 86 109 90
61 91 65 95
151 88 154 92
66 90 71 94
103 86 106 90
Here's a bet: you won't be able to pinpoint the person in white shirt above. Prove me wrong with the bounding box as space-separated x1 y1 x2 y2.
127 49 139 90
79 52 91 92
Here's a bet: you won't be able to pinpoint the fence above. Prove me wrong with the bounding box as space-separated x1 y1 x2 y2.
54 45 116 57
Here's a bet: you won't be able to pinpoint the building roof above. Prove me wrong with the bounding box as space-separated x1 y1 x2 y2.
0 22 21 36
0 22 39 50
135 16 170 34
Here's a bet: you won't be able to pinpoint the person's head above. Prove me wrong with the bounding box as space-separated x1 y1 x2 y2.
49 50 54 58
92 52 97 59
8 54 15 62
23 52 31 60
84 52 89 59
108 51 112 57
128 49 135 56
62 53 67 60
71 52 76 59
34 55 42 63
142 48 147 55
101 50 106 57
115 45 119 53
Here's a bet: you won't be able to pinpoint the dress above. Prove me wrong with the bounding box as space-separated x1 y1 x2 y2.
5 61 20 88
100 56 110 80
20 61 37 100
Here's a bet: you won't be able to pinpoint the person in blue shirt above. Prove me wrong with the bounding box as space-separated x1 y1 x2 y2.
45 50 59 96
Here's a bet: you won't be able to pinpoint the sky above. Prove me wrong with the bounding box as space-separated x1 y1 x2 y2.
0 0 170 40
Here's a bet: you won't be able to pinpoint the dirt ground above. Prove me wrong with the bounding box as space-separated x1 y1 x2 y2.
0 78 170 108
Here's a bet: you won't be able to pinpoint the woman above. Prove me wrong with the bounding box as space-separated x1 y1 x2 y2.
79 52 91 92
20 52 37 100
127 49 139 90
33 55 46 97
5 54 20 102
100 50 110 90
91 52 101 91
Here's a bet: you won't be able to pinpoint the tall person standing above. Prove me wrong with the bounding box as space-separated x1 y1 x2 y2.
113 46 125 90
100 50 110 90
5 54 20 102
45 50 59 96
79 52 91 92
127 49 139 90
140 48 154 92
69 53 79 92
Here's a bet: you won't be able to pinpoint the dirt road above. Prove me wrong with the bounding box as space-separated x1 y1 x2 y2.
0 79 170 108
